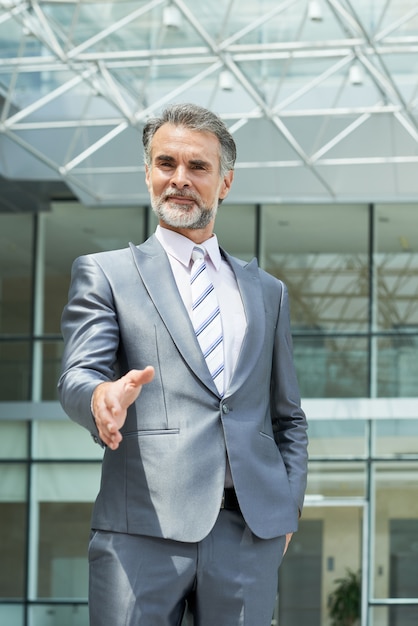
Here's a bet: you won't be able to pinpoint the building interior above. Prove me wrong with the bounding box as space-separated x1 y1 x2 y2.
1 1 418 625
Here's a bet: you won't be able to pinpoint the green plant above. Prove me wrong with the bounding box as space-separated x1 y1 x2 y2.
328 568 361 626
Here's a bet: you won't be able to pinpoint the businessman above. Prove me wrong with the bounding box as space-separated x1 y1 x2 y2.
58 103 308 626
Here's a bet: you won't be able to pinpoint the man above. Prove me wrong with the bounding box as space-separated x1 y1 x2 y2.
58 103 308 626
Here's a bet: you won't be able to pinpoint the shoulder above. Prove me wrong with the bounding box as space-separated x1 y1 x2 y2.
72 236 158 273
71 247 131 276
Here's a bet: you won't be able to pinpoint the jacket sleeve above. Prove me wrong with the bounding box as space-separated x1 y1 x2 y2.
58 254 121 436
270 281 309 514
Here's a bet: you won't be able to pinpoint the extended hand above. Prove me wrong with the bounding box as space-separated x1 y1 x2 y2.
92 366 155 450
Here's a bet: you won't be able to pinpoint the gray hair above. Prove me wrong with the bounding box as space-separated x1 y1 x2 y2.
142 103 236 176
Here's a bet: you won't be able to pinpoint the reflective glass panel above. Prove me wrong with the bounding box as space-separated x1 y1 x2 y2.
377 335 418 398
373 462 418 600
306 461 366 499
35 463 100 600
35 421 103 461
277 519 323 626
0 341 31 401
38 502 92 599
216 204 256 261
0 605 24 626
43 203 147 334
308 419 367 458
375 204 418 400
30 603 88 626
277 508 363 626
0 421 28 459
42 340 63 402
36 463 101 502
370 605 418 626
374 419 418 456
0 214 33 334
375 204 418 331
0 464 27 599
293 335 369 398
261 204 369 332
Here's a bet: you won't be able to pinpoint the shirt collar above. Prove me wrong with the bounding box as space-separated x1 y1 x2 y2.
155 225 222 270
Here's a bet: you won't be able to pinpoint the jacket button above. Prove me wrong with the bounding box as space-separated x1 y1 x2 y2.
222 404 229 414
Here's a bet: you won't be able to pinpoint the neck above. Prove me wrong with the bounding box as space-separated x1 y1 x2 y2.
159 222 214 244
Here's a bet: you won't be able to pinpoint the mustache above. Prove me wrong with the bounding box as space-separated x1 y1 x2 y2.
163 189 200 202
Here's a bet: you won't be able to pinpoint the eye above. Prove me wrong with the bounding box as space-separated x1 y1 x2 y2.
190 162 208 171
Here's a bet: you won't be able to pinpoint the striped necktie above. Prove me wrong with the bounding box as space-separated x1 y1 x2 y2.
190 246 224 396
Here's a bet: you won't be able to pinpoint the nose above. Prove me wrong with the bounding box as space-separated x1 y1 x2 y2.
169 165 190 189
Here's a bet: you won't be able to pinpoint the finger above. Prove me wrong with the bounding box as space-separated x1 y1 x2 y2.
106 431 122 450
97 420 122 449
119 367 155 408
94 399 124 435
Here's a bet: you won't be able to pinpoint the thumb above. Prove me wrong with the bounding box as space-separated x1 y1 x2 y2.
126 365 155 386
119 366 155 407
125 366 155 388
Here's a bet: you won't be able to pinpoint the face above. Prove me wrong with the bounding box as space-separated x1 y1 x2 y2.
145 123 233 240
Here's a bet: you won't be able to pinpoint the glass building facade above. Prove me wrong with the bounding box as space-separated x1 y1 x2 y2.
0 201 418 626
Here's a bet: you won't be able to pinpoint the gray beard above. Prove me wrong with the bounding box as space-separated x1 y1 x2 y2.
151 194 218 230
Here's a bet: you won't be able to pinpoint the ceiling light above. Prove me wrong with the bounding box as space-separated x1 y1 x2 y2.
163 5 182 29
219 70 233 91
308 0 323 22
349 64 364 86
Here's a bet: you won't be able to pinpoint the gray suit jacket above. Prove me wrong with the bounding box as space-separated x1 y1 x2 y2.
58 235 308 542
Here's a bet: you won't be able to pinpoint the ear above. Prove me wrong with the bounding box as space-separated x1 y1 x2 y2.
145 164 151 191
219 170 234 200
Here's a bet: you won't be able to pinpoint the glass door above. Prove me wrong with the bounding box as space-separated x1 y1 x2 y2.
274 497 367 626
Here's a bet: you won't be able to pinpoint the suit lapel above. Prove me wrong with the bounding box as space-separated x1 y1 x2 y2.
129 236 266 398
129 237 219 395
222 251 266 395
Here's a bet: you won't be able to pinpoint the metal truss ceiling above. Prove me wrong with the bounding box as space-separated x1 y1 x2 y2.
1 0 418 207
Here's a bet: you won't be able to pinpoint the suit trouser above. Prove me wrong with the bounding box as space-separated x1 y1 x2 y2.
88 509 286 626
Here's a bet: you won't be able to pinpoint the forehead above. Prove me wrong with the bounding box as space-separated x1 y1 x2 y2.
150 123 221 162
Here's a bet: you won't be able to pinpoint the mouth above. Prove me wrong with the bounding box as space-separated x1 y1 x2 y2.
164 194 197 207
